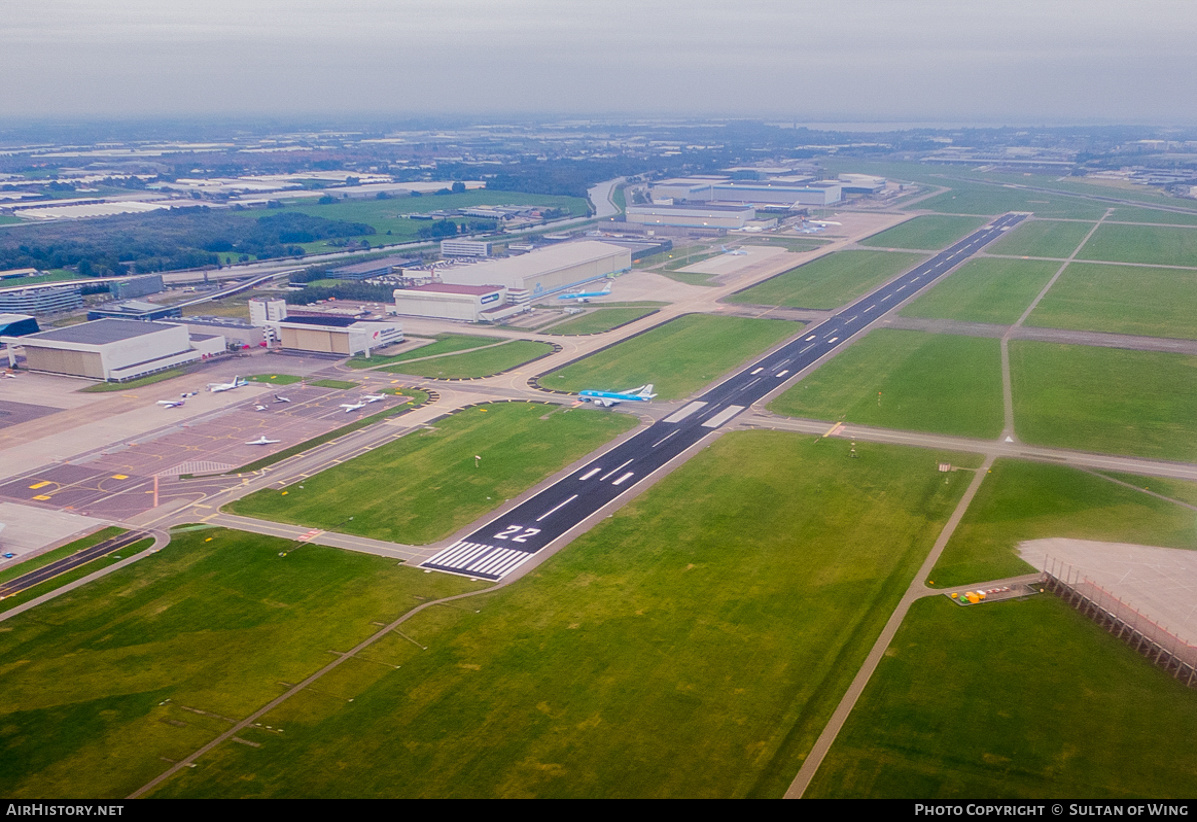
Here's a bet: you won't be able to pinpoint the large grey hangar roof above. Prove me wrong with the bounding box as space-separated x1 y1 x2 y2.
22 318 181 346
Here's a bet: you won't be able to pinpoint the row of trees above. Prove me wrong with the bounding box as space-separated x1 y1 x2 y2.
0 209 374 276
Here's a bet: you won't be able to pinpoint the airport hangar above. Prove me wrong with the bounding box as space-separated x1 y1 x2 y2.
436 240 631 305
266 315 403 357
0 318 224 381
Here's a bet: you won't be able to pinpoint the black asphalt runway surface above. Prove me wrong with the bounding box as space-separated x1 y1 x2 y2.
423 213 1027 580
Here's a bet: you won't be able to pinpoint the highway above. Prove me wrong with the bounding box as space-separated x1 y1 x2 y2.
423 212 1027 579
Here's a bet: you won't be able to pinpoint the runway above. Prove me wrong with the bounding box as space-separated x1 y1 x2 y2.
423 213 1028 579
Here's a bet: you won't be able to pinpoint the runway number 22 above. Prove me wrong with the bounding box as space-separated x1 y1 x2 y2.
494 525 541 543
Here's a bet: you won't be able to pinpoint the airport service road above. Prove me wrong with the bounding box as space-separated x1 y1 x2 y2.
423 213 1028 580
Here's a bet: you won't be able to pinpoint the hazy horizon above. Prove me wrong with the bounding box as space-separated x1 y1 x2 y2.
3 1 1196 127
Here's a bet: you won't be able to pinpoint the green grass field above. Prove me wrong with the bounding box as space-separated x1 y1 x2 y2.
987 218 1096 258
0 528 483 799
1025 262 1197 340
305 378 357 390
346 334 502 369
1105 206 1197 226
153 432 977 798
541 306 661 335
1011 342 1197 462
928 460 1197 587
806 595 1197 798
858 215 986 250
378 339 552 379
247 373 304 385
770 329 1003 438
727 250 926 309
1077 223 1197 267
899 258 1059 325
914 183 1108 219
80 368 189 392
236 190 589 249
544 314 797 401
228 402 637 545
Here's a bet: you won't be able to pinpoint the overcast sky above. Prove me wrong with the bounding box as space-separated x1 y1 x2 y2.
3 0 1195 126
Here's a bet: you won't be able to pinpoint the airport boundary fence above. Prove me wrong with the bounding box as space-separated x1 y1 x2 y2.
1043 558 1197 688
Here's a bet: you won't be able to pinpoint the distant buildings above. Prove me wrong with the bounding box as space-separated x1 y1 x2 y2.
0 284 84 316
329 256 418 281
440 239 493 258
626 203 756 229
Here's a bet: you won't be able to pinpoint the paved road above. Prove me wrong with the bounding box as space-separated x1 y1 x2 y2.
423 213 1027 579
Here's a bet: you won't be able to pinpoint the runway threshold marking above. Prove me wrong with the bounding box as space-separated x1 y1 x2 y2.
663 401 706 424
536 494 578 522
578 467 601 481
611 472 635 486
423 540 530 580
702 405 745 428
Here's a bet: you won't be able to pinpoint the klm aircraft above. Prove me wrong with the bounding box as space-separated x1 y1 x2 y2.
578 384 656 407
557 283 612 303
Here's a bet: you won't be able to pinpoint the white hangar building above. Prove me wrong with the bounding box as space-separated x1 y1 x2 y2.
438 241 630 304
2 319 211 382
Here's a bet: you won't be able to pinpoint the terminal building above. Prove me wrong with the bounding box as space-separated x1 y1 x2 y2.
1 319 218 382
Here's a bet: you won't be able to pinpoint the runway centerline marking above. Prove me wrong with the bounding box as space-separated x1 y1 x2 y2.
653 430 680 448
600 459 634 482
536 494 578 522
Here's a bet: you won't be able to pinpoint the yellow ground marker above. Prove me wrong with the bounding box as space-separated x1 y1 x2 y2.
112 474 128 480
28 481 50 490
823 421 845 438
33 494 51 501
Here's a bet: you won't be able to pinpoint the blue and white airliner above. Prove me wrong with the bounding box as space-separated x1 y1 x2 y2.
557 283 612 303
578 384 656 407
